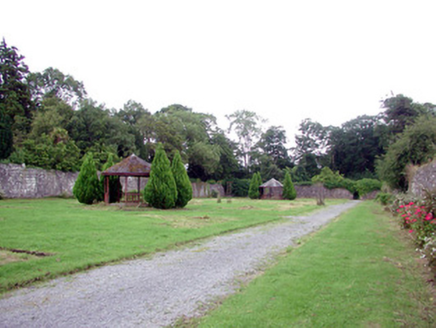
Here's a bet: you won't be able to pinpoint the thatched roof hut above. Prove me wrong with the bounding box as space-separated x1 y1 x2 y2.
260 178 283 199
103 154 151 177
102 154 151 203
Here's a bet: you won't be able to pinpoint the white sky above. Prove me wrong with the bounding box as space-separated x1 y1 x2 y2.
1 0 436 144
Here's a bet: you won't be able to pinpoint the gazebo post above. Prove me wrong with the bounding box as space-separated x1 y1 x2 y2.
125 176 128 202
137 177 141 202
104 176 109 204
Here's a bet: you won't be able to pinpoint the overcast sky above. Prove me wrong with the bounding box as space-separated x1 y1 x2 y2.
1 0 436 142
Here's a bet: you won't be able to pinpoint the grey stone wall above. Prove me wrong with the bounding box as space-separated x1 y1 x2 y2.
410 160 436 197
0 164 78 198
191 182 225 198
0 164 225 199
295 185 354 199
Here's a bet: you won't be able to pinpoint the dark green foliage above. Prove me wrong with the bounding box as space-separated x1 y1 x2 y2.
0 39 34 144
73 153 100 205
144 144 177 209
297 153 320 179
256 126 292 169
329 115 385 179
382 94 427 137
171 150 192 208
18 128 81 172
99 153 121 203
256 172 263 187
68 99 136 159
355 178 382 197
282 171 297 200
0 109 13 159
223 178 251 197
248 173 261 199
375 192 392 206
376 115 436 190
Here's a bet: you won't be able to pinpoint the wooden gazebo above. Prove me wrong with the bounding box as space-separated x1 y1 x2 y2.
260 178 284 200
102 154 151 204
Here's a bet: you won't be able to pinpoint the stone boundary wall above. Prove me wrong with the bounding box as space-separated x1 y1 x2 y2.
0 164 225 199
0 164 78 198
295 185 354 199
410 159 436 197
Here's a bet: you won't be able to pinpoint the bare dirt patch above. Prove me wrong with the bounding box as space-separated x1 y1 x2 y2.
0 250 39 265
239 205 255 210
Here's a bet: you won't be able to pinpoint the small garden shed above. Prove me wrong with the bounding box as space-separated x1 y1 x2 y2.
102 154 151 204
260 178 284 200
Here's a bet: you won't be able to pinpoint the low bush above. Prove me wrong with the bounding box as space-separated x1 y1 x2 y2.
355 178 381 197
375 192 392 206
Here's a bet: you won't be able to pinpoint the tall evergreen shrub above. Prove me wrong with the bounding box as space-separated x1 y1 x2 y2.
144 144 177 209
73 152 100 204
248 172 261 199
282 171 297 200
0 110 13 159
171 150 192 207
256 172 263 189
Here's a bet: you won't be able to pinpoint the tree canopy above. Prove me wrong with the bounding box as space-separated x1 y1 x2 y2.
2 38 436 195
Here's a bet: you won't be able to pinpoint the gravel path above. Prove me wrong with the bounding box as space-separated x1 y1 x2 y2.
0 201 359 327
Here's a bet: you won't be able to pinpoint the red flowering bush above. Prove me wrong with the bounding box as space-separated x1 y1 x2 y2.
397 201 436 246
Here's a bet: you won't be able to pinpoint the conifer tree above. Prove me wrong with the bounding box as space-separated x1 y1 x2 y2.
256 172 263 189
171 150 192 208
282 170 297 200
248 172 261 199
73 152 100 204
144 144 177 209
0 110 13 159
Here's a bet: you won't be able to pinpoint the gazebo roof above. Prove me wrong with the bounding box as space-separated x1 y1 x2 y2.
260 178 283 188
102 154 151 177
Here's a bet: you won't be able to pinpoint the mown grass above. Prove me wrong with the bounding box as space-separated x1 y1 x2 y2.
196 202 435 328
0 197 344 293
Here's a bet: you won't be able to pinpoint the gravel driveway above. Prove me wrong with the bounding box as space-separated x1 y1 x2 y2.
0 201 359 327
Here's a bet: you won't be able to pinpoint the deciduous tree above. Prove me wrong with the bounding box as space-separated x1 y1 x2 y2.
27 67 86 108
376 115 436 191
226 109 265 169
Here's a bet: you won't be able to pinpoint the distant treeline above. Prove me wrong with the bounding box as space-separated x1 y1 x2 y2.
1 38 436 190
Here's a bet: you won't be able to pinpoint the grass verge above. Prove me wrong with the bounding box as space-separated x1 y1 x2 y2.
0 197 343 293
195 201 436 328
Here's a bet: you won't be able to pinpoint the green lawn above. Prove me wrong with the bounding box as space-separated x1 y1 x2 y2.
0 197 343 293
196 202 435 327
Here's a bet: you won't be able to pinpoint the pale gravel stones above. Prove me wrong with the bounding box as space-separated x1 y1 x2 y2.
0 201 359 327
